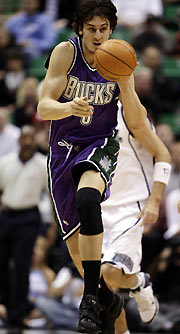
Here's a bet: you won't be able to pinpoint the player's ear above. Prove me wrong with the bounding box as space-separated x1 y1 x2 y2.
79 26 83 36
109 29 112 35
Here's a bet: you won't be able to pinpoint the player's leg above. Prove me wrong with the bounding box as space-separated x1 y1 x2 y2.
66 229 83 277
76 169 112 333
102 264 158 323
115 308 129 334
66 215 124 334
102 206 159 324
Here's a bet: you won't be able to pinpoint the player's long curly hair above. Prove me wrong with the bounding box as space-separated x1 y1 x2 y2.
72 0 117 36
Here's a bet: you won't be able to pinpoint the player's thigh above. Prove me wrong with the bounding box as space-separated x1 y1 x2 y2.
78 169 105 195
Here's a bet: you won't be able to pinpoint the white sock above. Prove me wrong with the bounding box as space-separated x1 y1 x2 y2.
122 330 131 334
131 272 144 290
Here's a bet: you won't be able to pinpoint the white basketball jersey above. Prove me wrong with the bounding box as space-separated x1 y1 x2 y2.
102 103 154 209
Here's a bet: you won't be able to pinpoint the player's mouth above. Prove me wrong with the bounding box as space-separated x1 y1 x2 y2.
93 42 101 48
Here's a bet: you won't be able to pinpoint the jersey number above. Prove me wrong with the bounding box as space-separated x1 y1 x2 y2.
80 115 93 126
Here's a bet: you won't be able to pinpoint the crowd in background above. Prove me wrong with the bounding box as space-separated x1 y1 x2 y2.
0 0 180 332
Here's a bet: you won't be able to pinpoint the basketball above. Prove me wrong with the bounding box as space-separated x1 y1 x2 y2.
94 39 138 81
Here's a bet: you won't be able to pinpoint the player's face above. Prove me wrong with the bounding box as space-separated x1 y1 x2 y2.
80 16 112 55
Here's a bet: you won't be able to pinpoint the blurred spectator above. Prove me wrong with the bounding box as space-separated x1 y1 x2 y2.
0 46 25 106
14 77 39 128
156 123 174 150
21 233 83 331
146 237 180 333
127 236 180 333
131 14 172 54
167 139 180 193
29 235 55 301
141 46 175 107
134 66 161 123
0 125 48 328
164 187 180 240
24 235 56 328
35 121 50 155
35 261 83 330
3 48 27 104
5 0 57 59
0 106 20 158
0 26 16 71
112 0 163 30
43 0 78 30
172 30 180 57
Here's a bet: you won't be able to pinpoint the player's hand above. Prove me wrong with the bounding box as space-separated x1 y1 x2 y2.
116 74 135 90
70 96 94 117
137 199 159 226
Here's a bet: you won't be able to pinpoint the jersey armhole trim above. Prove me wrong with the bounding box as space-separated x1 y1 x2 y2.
67 39 77 74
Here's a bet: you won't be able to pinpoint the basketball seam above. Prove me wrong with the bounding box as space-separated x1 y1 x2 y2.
95 57 130 78
97 48 134 71
111 40 137 65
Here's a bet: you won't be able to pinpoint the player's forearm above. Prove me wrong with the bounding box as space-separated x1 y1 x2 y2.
150 181 166 205
117 78 146 130
37 98 72 120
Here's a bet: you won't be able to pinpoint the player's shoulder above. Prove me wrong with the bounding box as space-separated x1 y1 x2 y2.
45 41 75 71
54 40 74 55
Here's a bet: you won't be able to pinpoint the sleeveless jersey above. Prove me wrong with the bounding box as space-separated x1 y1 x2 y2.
49 37 120 147
102 102 154 208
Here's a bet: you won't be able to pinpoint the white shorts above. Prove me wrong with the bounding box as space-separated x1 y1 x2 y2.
102 201 145 274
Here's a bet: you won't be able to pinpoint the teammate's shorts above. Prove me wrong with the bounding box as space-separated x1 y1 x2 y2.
47 136 120 240
102 201 146 274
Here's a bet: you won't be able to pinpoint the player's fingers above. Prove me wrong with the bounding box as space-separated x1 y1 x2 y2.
72 110 93 117
71 101 93 113
73 97 93 108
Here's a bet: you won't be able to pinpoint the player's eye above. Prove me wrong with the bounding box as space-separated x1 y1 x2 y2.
100 28 107 32
88 28 96 33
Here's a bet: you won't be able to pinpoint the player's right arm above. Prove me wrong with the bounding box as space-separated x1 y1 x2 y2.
117 74 171 225
37 42 93 121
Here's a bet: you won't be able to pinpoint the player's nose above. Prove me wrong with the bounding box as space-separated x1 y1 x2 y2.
94 29 101 39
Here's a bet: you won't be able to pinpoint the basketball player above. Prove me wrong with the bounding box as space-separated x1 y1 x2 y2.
37 0 171 333
101 101 172 334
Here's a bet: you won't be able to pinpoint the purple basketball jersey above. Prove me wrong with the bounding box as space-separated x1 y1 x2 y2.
49 37 120 147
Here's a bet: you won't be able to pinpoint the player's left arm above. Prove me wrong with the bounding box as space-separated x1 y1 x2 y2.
117 74 171 225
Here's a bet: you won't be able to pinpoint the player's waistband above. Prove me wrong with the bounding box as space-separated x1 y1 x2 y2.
50 130 118 154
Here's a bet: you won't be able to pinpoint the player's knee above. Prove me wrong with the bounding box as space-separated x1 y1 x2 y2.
101 263 123 287
76 187 103 235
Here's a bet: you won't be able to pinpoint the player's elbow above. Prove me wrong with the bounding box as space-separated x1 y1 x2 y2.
37 100 49 120
127 105 147 131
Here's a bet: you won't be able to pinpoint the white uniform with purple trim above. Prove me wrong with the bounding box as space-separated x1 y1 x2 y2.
102 102 154 274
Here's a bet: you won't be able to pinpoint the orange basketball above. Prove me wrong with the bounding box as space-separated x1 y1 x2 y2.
94 39 138 81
